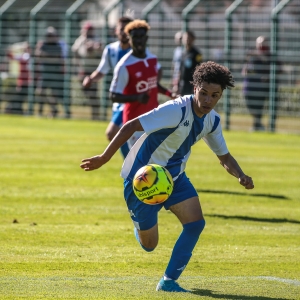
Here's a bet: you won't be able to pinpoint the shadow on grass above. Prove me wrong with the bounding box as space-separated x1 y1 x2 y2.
196 189 289 200
191 288 287 300
206 214 300 224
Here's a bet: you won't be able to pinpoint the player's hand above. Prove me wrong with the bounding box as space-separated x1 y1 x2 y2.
172 84 179 94
239 174 254 189
137 92 150 104
80 155 108 171
82 76 92 88
171 92 180 99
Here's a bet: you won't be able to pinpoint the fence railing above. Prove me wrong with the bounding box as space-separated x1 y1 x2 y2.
0 0 299 134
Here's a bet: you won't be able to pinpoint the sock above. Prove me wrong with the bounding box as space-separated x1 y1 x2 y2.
165 219 205 280
120 142 129 158
134 227 154 252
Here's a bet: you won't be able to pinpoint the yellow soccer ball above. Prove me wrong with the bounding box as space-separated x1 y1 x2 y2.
132 164 174 205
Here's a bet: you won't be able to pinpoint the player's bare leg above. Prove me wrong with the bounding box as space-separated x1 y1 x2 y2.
134 223 158 251
169 196 204 224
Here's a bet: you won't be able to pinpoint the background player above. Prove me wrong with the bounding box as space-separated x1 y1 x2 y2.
109 19 174 148
82 16 133 158
80 61 254 293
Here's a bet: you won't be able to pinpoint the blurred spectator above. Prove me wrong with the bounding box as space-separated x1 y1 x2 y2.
58 38 68 60
5 42 31 115
242 36 280 131
171 31 182 91
72 22 102 120
172 31 202 95
35 26 66 118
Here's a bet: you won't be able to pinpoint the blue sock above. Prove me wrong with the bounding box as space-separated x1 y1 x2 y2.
120 142 129 159
165 219 205 280
134 227 154 252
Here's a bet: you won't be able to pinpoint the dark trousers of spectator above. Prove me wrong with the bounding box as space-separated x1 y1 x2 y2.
5 85 28 115
245 95 266 130
82 80 100 120
36 76 68 118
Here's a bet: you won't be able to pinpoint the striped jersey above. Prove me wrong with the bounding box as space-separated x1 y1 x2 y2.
121 95 228 181
97 41 131 74
97 41 131 112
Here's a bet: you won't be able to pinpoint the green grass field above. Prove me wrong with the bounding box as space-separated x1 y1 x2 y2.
0 115 299 300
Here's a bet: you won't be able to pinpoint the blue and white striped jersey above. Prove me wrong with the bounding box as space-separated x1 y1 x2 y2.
97 41 131 112
97 41 131 74
121 95 229 181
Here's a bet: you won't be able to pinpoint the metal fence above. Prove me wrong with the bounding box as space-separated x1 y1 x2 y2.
0 0 299 133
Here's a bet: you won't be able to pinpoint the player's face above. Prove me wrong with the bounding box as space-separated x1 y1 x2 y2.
128 28 148 57
116 22 129 44
193 82 223 117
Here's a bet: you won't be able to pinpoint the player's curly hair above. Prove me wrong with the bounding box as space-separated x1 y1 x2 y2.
124 19 151 35
192 61 235 90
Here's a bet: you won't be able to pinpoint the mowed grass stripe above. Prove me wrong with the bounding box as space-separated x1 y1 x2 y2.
0 115 299 299
0 276 299 299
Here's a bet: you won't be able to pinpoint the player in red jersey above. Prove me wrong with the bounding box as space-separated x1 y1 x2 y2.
109 19 174 148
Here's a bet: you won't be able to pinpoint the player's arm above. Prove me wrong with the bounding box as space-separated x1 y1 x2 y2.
157 82 176 99
110 92 150 104
156 65 176 99
83 45 111 88
82 70 105 88
217 152 254 189
80 118 143 171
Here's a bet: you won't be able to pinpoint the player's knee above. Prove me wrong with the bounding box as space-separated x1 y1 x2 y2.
183 219 205 237
140 239 158 252
141 244 156 252
134 227 157 252
140 243 156 252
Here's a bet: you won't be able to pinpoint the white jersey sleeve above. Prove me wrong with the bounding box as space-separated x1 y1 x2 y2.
157 62 161 70
202 121 228 156
96 45 111 75
139 100 183 134
109 63 129 94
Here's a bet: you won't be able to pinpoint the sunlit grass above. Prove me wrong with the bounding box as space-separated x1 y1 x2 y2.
0 115 299 299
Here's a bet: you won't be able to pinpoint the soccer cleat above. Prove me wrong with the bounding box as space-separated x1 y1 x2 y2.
156 277 189 292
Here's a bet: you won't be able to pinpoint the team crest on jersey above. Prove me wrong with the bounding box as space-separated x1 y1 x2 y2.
183 120 190 127
136 81 149 93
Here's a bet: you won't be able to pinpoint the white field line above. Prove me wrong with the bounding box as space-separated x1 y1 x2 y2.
257 276 300 286
0 276 299 286
184 276 300 286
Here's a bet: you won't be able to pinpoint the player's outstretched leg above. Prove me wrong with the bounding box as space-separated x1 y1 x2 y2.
156 219 205 292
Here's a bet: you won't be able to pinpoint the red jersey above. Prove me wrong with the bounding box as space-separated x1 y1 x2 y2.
8 52 30 87
110 50 160 124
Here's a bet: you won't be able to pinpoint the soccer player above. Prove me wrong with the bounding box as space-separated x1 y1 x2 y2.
80 61 254 292
82 16 133 158
109 19 174 148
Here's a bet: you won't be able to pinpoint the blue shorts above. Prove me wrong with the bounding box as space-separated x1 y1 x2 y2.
123 172 198 231
111 109 123 127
